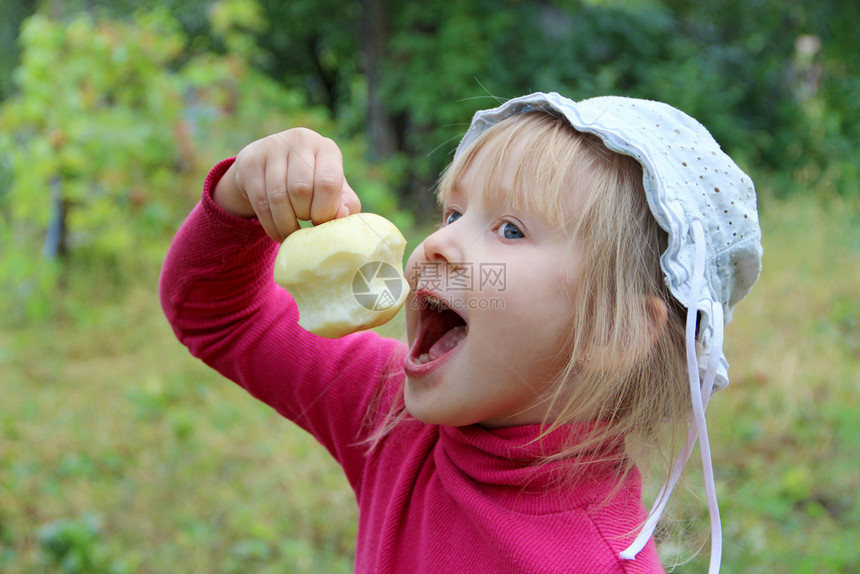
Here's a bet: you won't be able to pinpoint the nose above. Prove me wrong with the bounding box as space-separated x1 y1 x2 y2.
422 222 465 264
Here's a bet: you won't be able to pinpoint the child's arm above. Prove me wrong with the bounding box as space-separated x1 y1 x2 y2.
159 130 406 492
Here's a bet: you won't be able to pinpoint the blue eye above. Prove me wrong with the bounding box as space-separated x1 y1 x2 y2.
444 210 462 226
498 221 525 240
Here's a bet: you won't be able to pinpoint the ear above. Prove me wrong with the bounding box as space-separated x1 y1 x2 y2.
581 295 668 373
642 294 669 349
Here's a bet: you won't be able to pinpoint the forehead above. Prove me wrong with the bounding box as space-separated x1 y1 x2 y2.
438 113 602 227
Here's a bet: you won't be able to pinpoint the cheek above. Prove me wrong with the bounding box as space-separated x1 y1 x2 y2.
517 266 577 363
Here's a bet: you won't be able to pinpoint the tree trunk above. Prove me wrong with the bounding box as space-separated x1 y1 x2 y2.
42 177 68 260
360 0 398 161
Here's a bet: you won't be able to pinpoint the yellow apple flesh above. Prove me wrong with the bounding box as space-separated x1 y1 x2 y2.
273 213 409 338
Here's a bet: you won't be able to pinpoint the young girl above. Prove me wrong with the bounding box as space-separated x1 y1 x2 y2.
160 92 762 573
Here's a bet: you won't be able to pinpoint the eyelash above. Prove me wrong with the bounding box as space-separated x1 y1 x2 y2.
442 209 525 240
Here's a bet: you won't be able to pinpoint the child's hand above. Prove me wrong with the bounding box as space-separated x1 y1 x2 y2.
213 128 361 242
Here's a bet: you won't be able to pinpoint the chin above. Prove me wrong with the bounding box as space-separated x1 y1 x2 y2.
402 380 432 423
403 384 471 427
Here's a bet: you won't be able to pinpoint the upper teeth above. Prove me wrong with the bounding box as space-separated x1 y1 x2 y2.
425 295 448 310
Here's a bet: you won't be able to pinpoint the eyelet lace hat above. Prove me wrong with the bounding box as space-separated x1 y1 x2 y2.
456 92 763 573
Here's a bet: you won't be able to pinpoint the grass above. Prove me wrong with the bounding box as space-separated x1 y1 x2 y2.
704 192 860 573
0 281 359 572
1 192 858 573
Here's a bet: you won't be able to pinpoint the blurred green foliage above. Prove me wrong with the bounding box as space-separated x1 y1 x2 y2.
0 10 187 318
37 513 130 574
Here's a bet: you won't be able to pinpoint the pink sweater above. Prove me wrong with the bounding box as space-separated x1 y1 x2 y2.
159 159 664 573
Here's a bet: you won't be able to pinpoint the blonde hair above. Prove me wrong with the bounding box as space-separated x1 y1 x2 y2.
366 112 690 489
437 112 690 479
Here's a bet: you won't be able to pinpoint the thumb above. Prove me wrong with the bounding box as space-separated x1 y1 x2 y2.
338 179 362 218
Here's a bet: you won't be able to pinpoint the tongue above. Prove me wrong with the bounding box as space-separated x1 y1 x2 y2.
427 325 467 361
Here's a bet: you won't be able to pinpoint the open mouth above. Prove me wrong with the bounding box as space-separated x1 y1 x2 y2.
409 293 468 366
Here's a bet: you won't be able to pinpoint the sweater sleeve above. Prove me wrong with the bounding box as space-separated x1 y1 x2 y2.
159 158 408 493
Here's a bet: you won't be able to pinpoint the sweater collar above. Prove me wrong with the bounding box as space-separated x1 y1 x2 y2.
437 423 627 501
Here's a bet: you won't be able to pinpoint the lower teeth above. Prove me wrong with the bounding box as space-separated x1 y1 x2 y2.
414 325 468 366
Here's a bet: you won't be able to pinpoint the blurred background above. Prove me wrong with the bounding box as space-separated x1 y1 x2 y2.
0 0 858 572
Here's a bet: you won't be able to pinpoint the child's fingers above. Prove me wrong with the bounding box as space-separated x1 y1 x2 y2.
264 153 300 240
284 144 316 223
233 142 285 241
309 139 347 224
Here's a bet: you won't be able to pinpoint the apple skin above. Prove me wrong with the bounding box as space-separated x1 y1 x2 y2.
273 213 409 338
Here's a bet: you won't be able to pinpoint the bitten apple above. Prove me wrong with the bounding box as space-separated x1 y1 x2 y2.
273 213 409 338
